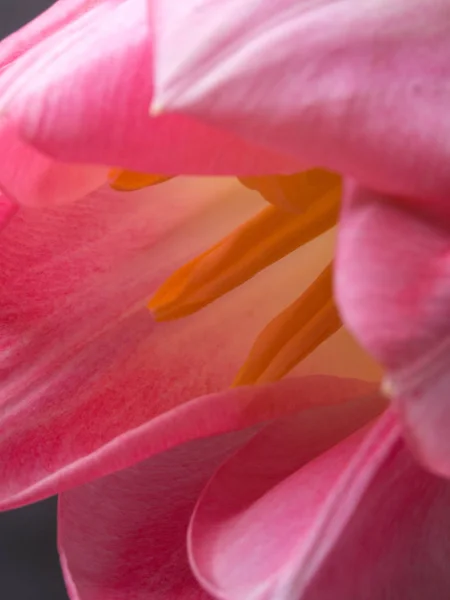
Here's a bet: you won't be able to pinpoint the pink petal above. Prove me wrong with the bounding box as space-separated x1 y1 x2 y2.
0 176 361 508
305 426 450 600
336 184 450 477
0 117 108 206
151 0 450 204
3 0 300 175
58 377 381 600
0 0 108 207
0 193 17 231
193 408 450 599
0 177 254 507
58 429 255 600
188 404 394 600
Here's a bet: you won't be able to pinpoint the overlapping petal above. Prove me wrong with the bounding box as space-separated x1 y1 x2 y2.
0 175 376 509
58 378 383 600
2 4 444 598
59 430 248 600
0 177 253 507
0 1 111 207
188 408 450 600
305 430 450 600
0 117 107 206
2 0 300 176
150 0 450 208
188 406 394 600
336 184 450 477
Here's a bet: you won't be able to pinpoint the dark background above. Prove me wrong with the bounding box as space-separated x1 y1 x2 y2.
1 1 69 598
0 0 55 38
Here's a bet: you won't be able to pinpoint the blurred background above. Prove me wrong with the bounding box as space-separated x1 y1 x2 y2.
0 1 70 598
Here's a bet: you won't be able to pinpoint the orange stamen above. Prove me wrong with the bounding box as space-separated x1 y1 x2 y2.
109 168 173 191
149 177 340 321
233 264 341 385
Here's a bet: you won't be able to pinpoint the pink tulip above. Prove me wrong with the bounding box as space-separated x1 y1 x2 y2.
59 405 450 600
149 0 450 208
0 0 301 178
1 0 450 599
145 0 450 477
0 169 392 598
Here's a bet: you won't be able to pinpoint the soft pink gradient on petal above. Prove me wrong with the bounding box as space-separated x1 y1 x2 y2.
0 177 257 508
58 430 256 600
304 426 450 600
336 184 450 477
3 0 300 175
0 118 107 206
0 0 108 207
150 0 450 206
0 175 362 509
0 376 373 509
188 404 394 600
58 378 382 600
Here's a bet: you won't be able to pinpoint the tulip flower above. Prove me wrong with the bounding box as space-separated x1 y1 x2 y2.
58 406 450 600
144 0 450 478
1 0 450 598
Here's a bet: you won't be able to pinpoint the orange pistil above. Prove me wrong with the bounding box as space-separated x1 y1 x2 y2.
109 168 173 191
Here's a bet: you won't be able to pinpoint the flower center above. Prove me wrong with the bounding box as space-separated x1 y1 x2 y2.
109 168 343 385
